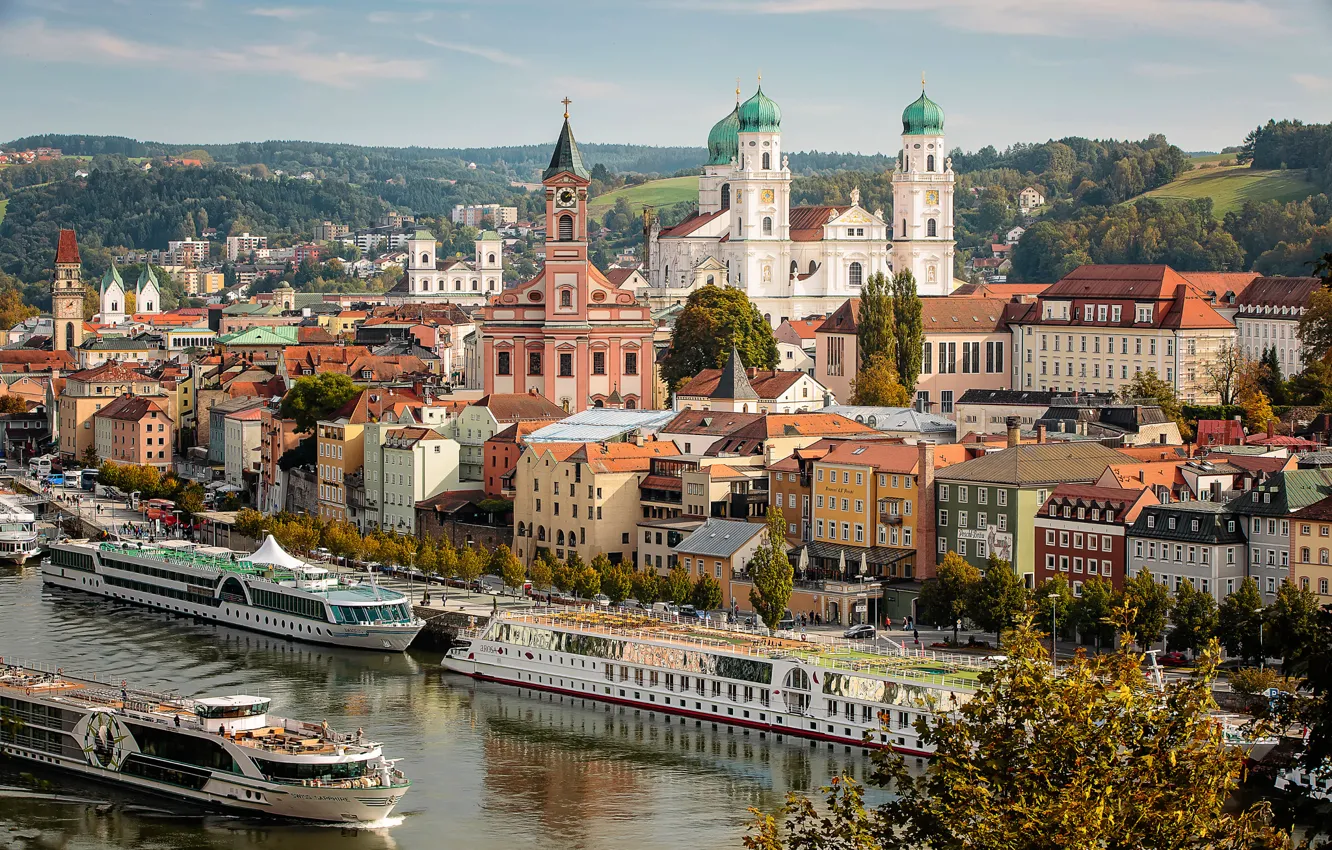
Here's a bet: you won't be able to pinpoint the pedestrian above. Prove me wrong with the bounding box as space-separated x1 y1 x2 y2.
885 616 893 631
913 628 920 645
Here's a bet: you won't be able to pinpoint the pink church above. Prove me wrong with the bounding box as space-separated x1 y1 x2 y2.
479 111 656 412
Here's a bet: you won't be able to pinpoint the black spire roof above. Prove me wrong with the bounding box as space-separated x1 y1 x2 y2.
543 118 590 181
713 348 758 401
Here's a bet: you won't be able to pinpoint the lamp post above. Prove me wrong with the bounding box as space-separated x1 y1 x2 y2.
1048 592 1060 666
1254 607 1265 670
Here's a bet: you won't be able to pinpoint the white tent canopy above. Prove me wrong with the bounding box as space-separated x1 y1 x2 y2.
247 535 310 571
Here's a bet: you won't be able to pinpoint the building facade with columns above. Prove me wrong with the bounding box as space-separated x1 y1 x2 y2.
477 112 656 413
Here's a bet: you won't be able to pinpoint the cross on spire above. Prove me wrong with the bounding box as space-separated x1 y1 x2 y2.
921 71 926 90
735 76 741 103
561 97 571 119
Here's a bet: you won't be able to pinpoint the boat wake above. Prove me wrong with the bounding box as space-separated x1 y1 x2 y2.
319 815 406 830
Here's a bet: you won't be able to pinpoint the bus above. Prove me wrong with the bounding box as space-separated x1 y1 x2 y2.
80 468 99 491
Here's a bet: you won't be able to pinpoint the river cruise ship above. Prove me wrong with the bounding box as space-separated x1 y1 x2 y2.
444 609 1285 759
0 492 40 565
43 535 423 651
0 662 408 821
443 609 986 755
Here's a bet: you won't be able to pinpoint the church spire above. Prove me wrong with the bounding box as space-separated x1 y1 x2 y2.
712 347 758 401
543 99 590 181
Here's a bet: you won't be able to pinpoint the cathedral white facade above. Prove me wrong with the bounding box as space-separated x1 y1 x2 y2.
646 84 956 325
387 229 503 307
97 265 160 324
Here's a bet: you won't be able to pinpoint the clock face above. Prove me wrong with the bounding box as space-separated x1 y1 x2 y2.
761 189 774 204
556 188 577 208
926 190 940 206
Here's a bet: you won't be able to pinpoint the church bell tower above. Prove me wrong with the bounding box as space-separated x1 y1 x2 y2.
891 81 955 296
52 229 85 352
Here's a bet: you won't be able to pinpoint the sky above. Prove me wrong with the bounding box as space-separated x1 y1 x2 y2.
1 0 1330 157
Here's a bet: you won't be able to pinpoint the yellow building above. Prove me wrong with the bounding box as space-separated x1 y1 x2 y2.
58 362 165 463
1291 496 1332 601
316 389 423 523
511 440 680 567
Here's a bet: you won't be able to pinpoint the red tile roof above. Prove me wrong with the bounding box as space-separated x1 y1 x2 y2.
68 361 154 384
818 441 923 473
1235 277 1323 310
1195 419 1246 447
920 296 1011 334
95 394 169 423
675 369 804 401
1032 265 1233 330
604 268 644 287
782 318 823 340
789 206 849 242
55 229 80 264
658 209 726 238
816 298 859 335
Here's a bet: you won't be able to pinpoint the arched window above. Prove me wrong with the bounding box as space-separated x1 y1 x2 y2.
664 266 670 285
721 183 730 210
560 289 572 307
537 526 546 542
625 398 636 409
848 262 863 288
557 530 565 546
65 323 73 351
593 399 604 408
517 522 526 537
488 253 496 264
706 274 714 286
438 280 446 291
762 216 773 236
809 260 817 275
762 152 771 170
927 218 937 237
927 154 935 172
1322 578 1330 595
471 280 479 291
454 279 462 291
902 218 907 238
421 252 430 265
487 279 496 291
790 261 798 276
558 215 574 241
764 313 771 324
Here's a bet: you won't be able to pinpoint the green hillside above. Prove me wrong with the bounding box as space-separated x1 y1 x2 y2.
1140 164 1315 217
0 199 7 228
1188 153 1238 166
587 176 698 217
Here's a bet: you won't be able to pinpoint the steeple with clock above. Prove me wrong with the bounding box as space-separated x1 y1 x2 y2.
891 79 955 296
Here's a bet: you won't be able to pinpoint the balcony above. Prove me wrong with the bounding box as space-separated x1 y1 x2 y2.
878 498 904 525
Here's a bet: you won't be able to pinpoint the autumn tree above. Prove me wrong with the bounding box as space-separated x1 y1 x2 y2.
857 271 896 370
81 445 100 468
1169 578 1219 657
0 287 37 331
660 285 778 391
631 569 660 605
572 564 601 600
1264 580 1322 672
0 395 27 414
691 573 722 611
917 551 980 644
602 561 633 604
748 506 793 630
1032 575 1073 642
1120 367 1190 439
280 372 359 432
850 353 911 407
1218 577 1266 665
528 550 555 596
665 562 692 605
1121 566 1171 650
456 546 484 595
1070 576 1119 649
967 554 1026 644
891 269 924 393
746 617 1291 850
1200 340 1248 406
494 545 525 593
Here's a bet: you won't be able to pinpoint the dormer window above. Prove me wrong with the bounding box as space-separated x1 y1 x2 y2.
361 369 372 379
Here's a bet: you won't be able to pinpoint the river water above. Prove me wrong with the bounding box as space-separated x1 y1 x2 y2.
0 564 876 850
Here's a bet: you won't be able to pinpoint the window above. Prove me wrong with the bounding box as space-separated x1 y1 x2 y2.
922 342 932 374
496 352 511 375
592 351 605 375
624 352 638 375
762 216 773 236
528 352 542 375
848 262 863 288
559 353 573 377
941 391 954 414
558 215 574 241
927 218 937 237
559 288 572 307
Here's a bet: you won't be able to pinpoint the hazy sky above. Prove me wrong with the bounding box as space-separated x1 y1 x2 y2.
1 0 1329 156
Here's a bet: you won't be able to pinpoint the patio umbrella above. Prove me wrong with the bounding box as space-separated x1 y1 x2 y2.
797 546 809 577
837 548 845 576
859 550 868 576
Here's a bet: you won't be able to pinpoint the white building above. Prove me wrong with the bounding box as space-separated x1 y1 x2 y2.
99 266 126 325
1235 276 1322 378
223 407 263 487
226 232 267 262
646 84 956 326
452 393 568 482
167 239 210 265
673 348 831 413
135 267 161 315
451 204 518 227
1005 226 1026 246
380 427 468 535
1018 187 1046 210
389 229 503 306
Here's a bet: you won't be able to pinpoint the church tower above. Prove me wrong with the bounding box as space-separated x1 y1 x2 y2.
729 83 790 244
699 88 740 215
405 229 437 297
52 229 84 352
135 266 161 314
891 83 955 296
100 266 126 325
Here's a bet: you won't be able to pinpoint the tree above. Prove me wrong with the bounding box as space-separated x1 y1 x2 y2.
1121 567 1171 650
551 561 573 594
1258 346 1287 405
0 287 37 331
280 373 359 433
851 353 911 407
856 271 896 370
890 269 924 394
176 482 206 521
745 618 1291 850
1217 577 1266 664
1069 577 1119 649
1238 383 1275 434
494 545 525 593
748 506 794 630
660 285 779 391
1032 575 1073 642
631 569 660 605
1264 580 1322 672
0 395 26 414
665 563 692 605
456 546 484 596
602 562 633 604
81 445 100 468
572 565 601 600
967 554 1026 644
917 551 980 644
1200 340 1248 406
691 573 722 611
528 550 555 597
1297 285 1332 363
1119 368 1189 439
1169 578 1219 657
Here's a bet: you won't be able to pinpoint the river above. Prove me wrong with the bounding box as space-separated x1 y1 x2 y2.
0 563 876 849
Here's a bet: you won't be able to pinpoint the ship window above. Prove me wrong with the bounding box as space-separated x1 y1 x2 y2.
126 722 241 774
252 756 372 782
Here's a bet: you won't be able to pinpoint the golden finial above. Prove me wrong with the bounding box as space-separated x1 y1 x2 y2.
561 97 571 119
757 70 762 85
921 71 926 90
735 77 741 103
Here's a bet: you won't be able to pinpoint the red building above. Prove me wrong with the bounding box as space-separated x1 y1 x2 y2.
1034 484 1157 592
477 110 655 412
483 419 562 497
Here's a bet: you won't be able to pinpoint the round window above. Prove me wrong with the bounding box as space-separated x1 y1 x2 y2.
528 291 542 302
591 290 606 302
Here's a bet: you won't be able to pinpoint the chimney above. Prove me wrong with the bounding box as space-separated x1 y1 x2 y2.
635 434 645 447
1036 423 1047 444
917 441 938 578
1006 416 1020 448
1138 468 1145 483
1267 419 1275 438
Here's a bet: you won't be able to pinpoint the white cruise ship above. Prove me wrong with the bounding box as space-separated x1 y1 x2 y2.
44 535 423 651
0 662 408 821
0 492 40 565
444 609 984 755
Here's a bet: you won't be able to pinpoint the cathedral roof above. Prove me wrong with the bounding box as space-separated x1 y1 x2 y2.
543 117 590 181
902 88 944 135
738 85 781 134
100 266 123 293
136 266 159 289
711 348 759 401
789 206 850 242
707 104 741 166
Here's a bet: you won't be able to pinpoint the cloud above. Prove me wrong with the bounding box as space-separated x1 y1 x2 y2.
368 10 433 24
677 0 1287 39
247 6 312 19
1292 73 1332 93
417 35 524 67
0 19 429 88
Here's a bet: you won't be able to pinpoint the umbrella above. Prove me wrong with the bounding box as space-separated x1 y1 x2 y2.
797 546 809 577
859 550 868 576
837 549 846 577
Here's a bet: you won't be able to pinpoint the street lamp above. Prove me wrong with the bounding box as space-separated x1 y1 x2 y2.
1253 607 1265 670
1048 592 1060 665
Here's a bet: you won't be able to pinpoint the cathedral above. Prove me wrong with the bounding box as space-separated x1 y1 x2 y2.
646 83 957 325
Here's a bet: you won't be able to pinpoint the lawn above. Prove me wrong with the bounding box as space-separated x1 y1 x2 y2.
1189 153 1239 166
0 199 7 228
587 176 698 218
1140 164 1316 217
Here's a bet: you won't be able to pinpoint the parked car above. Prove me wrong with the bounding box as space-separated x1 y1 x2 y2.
1158 651 1190 667
843 624 877 640
678 605 698 620
651 602 678 616
592 594 611 607
777 610 796 631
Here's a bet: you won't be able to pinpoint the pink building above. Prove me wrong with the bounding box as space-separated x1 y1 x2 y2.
915 296 1014 417
94 394 174 471
478 113 655 412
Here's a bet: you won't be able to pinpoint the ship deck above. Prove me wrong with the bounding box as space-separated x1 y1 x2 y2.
491 610 987 689
0 663 375 758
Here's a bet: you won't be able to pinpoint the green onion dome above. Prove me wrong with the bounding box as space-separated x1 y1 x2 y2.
738 86 781 133
902 89 944 135
707 105 741 166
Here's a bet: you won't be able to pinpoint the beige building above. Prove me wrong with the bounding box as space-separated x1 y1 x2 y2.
58 362 164 463
94 394 173 471
511 440 681 567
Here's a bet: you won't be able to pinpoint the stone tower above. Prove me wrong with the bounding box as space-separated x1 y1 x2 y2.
891 84 955 296
52 229 85 352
